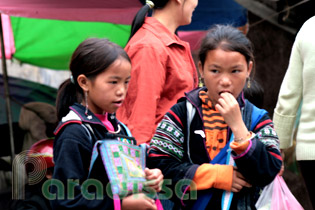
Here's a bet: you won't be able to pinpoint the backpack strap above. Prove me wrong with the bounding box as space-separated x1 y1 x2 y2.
81 123 94 143
186 100 196 163
243 100 268 131
119 121 132 137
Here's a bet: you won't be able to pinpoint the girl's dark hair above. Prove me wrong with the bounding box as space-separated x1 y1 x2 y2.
129 0 169 41
56 38 130 121
199 24 255 74
243 79 264 108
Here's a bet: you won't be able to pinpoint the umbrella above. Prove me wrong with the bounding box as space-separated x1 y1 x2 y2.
0 74 57 156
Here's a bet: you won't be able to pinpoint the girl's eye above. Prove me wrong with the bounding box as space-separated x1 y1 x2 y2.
109 81 118 84
210 69 218 73
125 80 130 85
232 69 240 73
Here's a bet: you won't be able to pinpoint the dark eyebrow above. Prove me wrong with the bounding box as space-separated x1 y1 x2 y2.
109 76 120 79
109 76 131 79
231 64 245 69
207 64 220 68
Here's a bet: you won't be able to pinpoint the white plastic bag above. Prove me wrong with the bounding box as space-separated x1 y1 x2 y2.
255 177 274 210
256 175 304 210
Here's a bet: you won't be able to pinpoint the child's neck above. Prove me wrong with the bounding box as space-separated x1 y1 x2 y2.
94 112 115 132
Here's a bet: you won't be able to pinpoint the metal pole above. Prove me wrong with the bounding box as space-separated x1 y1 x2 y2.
0 14 15 164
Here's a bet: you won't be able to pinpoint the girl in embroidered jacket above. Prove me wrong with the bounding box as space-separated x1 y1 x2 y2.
52 38 163 210
148 25 282 209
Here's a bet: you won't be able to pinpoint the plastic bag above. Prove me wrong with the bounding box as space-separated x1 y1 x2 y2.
256 175 304 210
255 177 274 210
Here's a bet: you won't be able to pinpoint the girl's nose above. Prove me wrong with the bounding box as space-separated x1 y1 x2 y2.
220 76 231 86
116 84 126 96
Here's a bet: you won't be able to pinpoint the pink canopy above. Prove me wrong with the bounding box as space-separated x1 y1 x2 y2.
0 0 143 59
0 0 142 24
0 14 15 59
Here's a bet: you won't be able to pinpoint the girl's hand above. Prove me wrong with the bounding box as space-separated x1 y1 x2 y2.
278 149 285 176
122 193 157 210
144 168 163 192
231 167 252 192
215 92 249 140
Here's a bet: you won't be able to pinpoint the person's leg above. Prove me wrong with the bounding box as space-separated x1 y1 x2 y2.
298 160 315 210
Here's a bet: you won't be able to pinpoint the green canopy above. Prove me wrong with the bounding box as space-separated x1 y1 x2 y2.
11 17 131 70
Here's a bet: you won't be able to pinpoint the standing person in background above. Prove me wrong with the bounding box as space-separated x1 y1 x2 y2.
117 0 199 145
273 16 315 210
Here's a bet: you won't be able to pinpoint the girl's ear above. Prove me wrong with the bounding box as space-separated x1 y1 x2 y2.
77 74 90 92
198 61 204 78
247 61 253 77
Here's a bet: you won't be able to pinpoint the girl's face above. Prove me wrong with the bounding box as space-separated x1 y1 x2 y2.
83 58 131 114
180 0 198 26
199 48 252 105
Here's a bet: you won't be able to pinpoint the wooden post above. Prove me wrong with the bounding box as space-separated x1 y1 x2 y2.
0 14 15 164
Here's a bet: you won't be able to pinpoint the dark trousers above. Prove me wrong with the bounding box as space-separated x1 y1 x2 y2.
298 160 315 210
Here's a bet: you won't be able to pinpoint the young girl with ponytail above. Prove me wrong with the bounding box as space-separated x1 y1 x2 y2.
52 38 163 210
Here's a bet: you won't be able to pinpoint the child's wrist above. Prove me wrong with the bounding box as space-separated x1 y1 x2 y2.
233 131 254 143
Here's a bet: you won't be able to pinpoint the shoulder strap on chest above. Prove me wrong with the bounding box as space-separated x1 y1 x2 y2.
243 100 268 131
186 100 196 163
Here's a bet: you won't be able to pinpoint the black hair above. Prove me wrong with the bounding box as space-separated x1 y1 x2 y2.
129 0 169 41
243 79 264 108
56 38 130 121
198 24 255 76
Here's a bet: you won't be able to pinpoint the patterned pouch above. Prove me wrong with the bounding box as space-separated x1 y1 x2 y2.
89 134 147 209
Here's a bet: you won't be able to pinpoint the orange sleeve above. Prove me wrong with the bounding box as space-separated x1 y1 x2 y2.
230 140 250 155
192 164 233 191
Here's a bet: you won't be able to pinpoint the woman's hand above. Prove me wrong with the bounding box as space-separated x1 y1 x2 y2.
215 92 249 140
144 168 163 192
231 167 252 192
122 193 157 210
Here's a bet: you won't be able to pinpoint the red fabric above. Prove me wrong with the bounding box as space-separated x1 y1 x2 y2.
117 17 198 145
28 138 54 169
0 0 142 24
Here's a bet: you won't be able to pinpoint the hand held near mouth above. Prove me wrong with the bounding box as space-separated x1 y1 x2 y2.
215 92 249 142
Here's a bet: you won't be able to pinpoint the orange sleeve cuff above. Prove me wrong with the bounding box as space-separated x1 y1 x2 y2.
230 140 250 154
192 164 233 191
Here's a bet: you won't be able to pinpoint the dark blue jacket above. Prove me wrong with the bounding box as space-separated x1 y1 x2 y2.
51 103 129 210
148 87 282 209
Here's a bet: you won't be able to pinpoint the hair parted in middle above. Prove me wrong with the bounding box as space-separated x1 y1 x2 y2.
198 24 255 75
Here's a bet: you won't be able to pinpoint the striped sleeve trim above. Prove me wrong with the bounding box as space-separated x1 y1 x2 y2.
168 109 183 127
268 151 282 161
150 115 185 161
254 119 273 131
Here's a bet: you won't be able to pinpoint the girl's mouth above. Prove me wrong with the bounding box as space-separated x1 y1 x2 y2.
219 91 232 95
113 100 123 107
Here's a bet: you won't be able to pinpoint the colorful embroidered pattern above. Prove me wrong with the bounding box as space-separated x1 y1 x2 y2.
150 115 184 161
91 140 146 197
256 125 280 150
